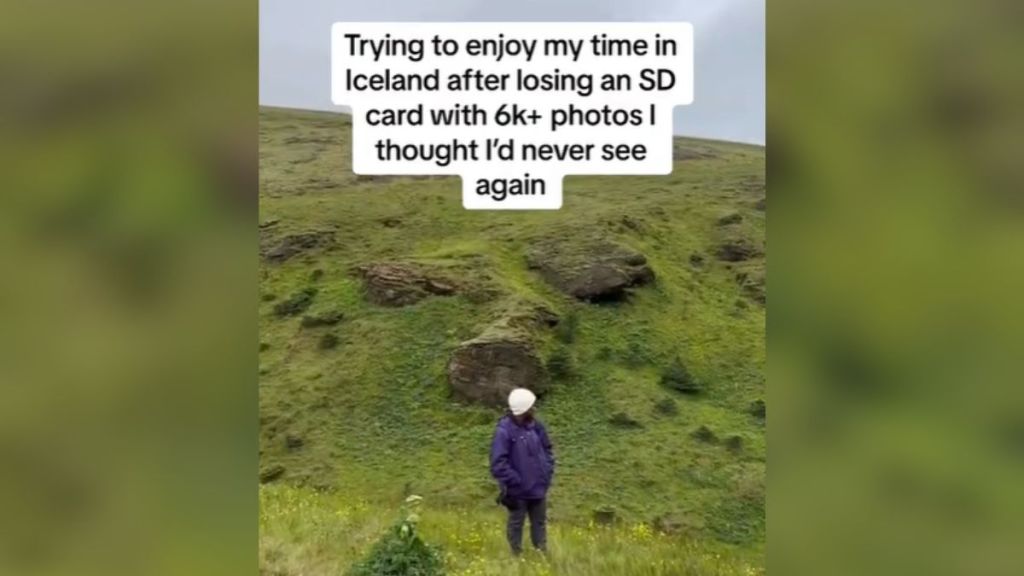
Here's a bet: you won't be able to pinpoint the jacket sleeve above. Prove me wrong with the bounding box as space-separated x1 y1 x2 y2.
490 427 521 488
538 423 555 478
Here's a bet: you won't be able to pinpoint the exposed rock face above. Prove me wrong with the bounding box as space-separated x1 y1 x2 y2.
735 268 766 304
716 237 763 262
261 230 334 263
355 262 458 307
447 336 547 407
495 301 560 332
259 464 285 484
527 241 655 301
531 305 560 328
285 434 304 450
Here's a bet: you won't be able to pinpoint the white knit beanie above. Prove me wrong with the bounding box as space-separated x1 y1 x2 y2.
508 388 536 415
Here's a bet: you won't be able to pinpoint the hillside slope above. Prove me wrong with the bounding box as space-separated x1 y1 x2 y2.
258 106 765 571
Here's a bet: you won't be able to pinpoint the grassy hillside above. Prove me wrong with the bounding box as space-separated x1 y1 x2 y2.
258 106 765 574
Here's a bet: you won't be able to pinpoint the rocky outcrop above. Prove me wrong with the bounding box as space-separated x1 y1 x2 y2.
447 335 547 407
527 241 655 302
735 267 766 304
446 299 556 406
715 236 763 262
354 262 458 307
261 230 334 263
259 464 285 484
495 301 560 331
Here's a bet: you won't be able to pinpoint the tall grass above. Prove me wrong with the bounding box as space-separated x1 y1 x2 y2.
260 486 764 576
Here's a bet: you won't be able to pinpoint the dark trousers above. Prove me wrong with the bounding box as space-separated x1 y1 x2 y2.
506 498 546 554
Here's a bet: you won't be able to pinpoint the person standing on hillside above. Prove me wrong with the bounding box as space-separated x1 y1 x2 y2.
490 387 555 556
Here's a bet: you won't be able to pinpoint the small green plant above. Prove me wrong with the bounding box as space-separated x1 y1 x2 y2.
301 309 344 327
547 345 575 380
347 495 445 576
654 397 679 416
593 506 617 525
692 425 718 444
555 310 579 344
623 341 651 367
660 356 703 394
609 411 643 429
725 435 744 453
318 332 339 350
273 287 318 317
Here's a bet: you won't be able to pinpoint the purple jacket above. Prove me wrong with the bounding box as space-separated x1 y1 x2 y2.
490 415 555 500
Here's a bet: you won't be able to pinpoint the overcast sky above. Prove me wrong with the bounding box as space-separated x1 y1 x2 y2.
260 0 764 145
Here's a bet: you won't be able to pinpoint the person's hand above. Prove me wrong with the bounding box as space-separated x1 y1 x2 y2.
501 493 520 510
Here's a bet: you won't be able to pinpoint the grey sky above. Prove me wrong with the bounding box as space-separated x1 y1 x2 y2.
260 0 764 144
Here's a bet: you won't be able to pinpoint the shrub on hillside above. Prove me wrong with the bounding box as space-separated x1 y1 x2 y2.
555 310 579 344
301 309 344 327
347 495 444 576
546 345 575 380
593 506 617 525
660 357 703 394
725 435 744 453
273 287 318 317
623 341 651 367
318 332 339 350
609 411 643 429
748 399 766 420
691 425 718 444
654 397 679 416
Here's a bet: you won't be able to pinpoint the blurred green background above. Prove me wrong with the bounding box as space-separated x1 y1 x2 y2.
1 0 1022 575
0 2 256 576
770 1 1024 574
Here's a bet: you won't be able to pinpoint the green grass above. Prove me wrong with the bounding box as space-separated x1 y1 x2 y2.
259 106 765 572
260 486 764 576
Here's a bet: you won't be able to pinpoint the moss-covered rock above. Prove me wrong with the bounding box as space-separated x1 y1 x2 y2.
526 239 655 301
